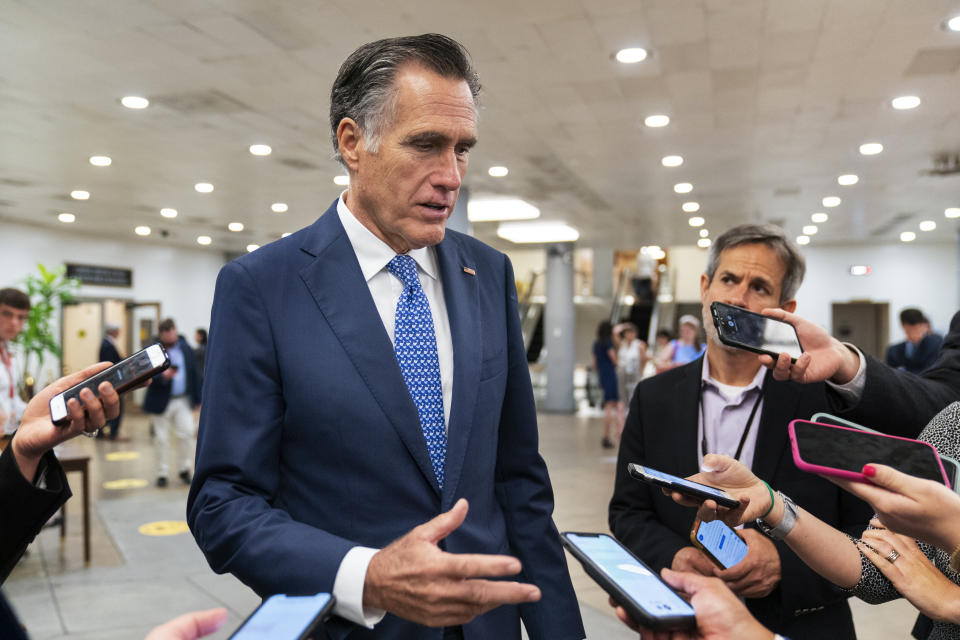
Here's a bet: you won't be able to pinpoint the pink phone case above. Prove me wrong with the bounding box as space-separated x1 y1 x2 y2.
788 419 951 488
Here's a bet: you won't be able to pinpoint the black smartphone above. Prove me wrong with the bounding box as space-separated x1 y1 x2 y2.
49 343 170 426
710 302 802 361
229 593 334 640
690 517 748 570
628 463 740 509
789 419 951 486
561 532 695 630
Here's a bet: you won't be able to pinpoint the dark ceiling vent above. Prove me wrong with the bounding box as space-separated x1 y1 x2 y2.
773 186 801 197
278 157 319 171
151 90 251 115
920 153 960 177
0 178 34 187
870 212 914 237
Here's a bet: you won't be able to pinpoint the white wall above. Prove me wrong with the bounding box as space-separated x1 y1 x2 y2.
0 221 225 378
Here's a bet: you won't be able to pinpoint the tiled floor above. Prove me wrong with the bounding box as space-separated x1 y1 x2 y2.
5 404 915 639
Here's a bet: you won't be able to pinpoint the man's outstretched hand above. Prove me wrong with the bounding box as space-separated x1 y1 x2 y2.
363 498 541 627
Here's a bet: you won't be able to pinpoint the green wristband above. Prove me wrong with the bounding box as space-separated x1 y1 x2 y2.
759 480 776 520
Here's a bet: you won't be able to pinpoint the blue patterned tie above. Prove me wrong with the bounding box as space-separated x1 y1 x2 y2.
387 254 447 488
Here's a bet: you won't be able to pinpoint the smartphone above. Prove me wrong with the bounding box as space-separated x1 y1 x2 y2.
229 593 334 640
561 532 695 630
690 518 748 570
810 412 960 493
49 343 170 426
628 463 740 509
710 302 802 361
789 419 951 486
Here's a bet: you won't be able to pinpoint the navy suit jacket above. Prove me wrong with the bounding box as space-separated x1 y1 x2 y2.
142 336 201 414
609 358 872 640
98 337 121 365
187 201 583 640
885 333 943 374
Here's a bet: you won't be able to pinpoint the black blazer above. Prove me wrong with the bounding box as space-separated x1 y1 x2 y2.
835 311 960 438
98 337 121 365
609 357 872 640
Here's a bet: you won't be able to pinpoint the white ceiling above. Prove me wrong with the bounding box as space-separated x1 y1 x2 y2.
2 0 960 255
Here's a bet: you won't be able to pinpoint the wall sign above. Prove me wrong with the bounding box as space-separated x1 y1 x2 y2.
66 263 133 287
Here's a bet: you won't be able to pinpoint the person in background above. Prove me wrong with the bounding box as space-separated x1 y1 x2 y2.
614 322 646 411
886 308 943 374
144 318 200 488
193 328 207 394
643 329 672 379
593 320 620 448
0 288 29 447
656 315 705 372
98 322 124 440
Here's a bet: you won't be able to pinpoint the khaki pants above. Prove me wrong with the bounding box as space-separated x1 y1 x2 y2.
153 396 195 478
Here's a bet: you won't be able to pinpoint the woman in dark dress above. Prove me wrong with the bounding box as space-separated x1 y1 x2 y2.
592 320 620 448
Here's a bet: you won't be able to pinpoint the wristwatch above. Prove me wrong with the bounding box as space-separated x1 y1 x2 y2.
757 491 797 541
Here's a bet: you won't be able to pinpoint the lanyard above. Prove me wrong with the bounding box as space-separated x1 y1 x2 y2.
700 385 764 461
0 344 12 399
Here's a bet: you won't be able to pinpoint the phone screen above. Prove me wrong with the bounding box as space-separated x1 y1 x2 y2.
230 593 332 640
638 466 732 501
694 520 748 569
793 421 947 484
712 302 802 359
564 533 694 618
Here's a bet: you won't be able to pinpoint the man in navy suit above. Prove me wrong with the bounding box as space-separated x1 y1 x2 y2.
885 307 943 374
187 34 584 640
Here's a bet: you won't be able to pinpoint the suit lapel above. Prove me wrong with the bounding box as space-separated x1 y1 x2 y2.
297 209 441 495
751 372 801 482
674 358 705 475
433 234 481 508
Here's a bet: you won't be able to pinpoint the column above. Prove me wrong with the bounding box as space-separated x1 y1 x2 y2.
592 247 614 299
544 242 576 412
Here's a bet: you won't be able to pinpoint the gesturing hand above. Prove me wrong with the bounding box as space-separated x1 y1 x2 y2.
755 308 860 385
363 498 541 627
714 529 781 598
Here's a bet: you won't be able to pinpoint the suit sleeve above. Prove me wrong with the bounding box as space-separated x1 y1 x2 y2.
608 389 690 571
492 256 585 640
186 261 356 601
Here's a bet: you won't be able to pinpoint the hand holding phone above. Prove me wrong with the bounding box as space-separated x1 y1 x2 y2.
710 302 802 361
628 463 740 509
690 518 749 570
229 593 334 640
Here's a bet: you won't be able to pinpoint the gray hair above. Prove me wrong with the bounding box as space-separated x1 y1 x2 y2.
329 34 481 166
705 224 806 302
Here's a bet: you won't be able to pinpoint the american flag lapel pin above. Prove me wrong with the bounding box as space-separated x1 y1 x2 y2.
463 267 476 276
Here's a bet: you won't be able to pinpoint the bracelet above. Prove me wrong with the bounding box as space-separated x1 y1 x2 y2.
759 480 776 519
950 543 960 573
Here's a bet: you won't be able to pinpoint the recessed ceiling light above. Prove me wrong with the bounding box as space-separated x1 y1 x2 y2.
900 231 916 242
822 196 841 207
699 229 709 238
859 142 883 156
160 208 178 219
195 182 214 193
249 144 272 156
468 197 540 222
644 114 670 128
803 225 818 235
697 238 711 248
947 15 960 31
919 220 937 231
488 166 508 177
796 235 810 245
135 225 151 236
674 182 693 194
333 175 350 186
891 95 921 110
70 190 90 200
616 47 648 64
57 212 75 223
228 222 244 232
197 235 212 245
120 96 149 109
688 216 705 227
946 208 960 218
682 202 700 213
246 244 260 252
661 155 683 167
282 232 292 238
89 155 112 167
271 202 288 213
497 221 579 243
837 174 859 186
811 212 829 223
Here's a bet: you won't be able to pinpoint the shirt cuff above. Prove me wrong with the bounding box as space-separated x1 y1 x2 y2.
332 546 386 628
825 343 866 405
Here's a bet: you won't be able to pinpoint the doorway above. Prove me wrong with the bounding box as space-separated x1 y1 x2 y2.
831 302 890 360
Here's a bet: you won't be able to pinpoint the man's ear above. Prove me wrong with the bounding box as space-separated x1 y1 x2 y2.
336 118 363 171
781 299 797 313
699 273 709 302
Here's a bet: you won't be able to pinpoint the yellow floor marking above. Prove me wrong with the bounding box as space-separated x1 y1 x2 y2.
138 521 190 536
103 478 149 490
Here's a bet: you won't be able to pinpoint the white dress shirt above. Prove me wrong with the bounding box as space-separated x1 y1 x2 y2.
330 194 455 628
697 358 767 471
